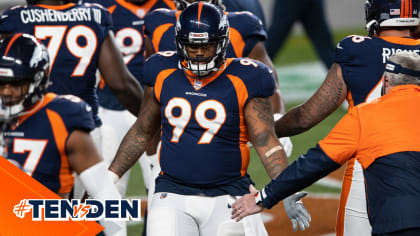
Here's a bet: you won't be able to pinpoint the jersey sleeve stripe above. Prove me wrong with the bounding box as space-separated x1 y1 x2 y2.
17 93 57 126
46 109 73 194
229 28 245 57
152 23 174 52
335 158 355 236
154 68 176 103
226 74 250 176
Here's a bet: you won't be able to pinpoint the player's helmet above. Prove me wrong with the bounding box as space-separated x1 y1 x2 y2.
365 0 420 36
0 33 50 118
175 2 229 77
174 0 225 10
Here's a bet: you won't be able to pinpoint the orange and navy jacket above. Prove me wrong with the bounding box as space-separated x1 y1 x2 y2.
80 0 175 110
261 85 420 234
144 8 266 57
143 52 275 196
0 3 114 126
4 93 95 195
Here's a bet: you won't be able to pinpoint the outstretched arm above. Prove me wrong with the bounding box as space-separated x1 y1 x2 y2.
109 86 161 178
99 32 143 116
275 63 347 137
248 42 285 114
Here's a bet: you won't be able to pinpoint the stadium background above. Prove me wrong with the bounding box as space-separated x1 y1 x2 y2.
1 0 366 235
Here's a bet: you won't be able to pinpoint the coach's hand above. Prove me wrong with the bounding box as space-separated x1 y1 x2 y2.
283 192 311 231
231 185 264 222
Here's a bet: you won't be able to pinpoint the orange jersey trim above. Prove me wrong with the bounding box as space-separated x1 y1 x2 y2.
45 109 73 194
346 90 354 111
34 3 75 10
185 58 234 91
226 73 250 176
229 28 246 57
107 4 117 14
335 158 356 236
15 93 57 128
152 23 174 52
115 0 174 18
380 36 420 46
154 68 177 103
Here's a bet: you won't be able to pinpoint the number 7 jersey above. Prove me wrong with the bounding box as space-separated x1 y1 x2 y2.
143 52 275 188
0 3 113 126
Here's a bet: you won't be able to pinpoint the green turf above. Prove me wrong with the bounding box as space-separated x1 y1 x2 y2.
272 28 367 66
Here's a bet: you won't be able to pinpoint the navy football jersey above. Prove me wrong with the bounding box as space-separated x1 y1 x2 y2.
335 35 420 107
0 3 113 126
4 93 95 194
143 52 275 194
81 0 175 110
144 9 266 57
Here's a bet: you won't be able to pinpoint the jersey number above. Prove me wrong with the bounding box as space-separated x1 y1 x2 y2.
35 25 97 77
115 27 143 64
13 139 48 176
165 98 226 144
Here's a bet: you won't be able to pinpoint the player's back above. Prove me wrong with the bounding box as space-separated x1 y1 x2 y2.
144 9 266 58
0 3 113 125
336 35 420 108
143 52 275 195
81 0 175 110
4 93 95 194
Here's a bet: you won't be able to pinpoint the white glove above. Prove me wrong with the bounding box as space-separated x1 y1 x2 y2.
283 192 311 231
279 136 293 158
274 113 293 158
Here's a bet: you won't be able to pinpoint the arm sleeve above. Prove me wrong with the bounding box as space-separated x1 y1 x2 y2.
261 109 361 209
261 145 341 209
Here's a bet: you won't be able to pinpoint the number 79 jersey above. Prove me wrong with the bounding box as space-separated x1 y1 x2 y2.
0 3 113 126
143 52 275 187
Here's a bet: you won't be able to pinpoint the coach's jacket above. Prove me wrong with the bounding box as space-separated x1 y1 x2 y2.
260 84 420 234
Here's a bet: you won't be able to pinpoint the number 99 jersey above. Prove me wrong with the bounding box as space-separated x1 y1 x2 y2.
0 3 113 126
143 52 275 193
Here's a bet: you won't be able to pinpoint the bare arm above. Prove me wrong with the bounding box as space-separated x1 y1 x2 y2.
67 129 102 175
245 97 288 179
99 32 143 116
144 36 155 59
275 63 347 137
109 86 161 177
247 42 285 114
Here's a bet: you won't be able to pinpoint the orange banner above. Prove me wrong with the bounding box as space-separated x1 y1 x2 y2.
0 156 103 236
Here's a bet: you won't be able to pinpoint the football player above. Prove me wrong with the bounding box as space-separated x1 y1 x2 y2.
144 0 284 114
108 3 310 235
274 0 420 235
0 33 124 236
0 0 143 132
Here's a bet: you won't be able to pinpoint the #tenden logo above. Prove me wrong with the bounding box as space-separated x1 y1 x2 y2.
13 199 141 221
